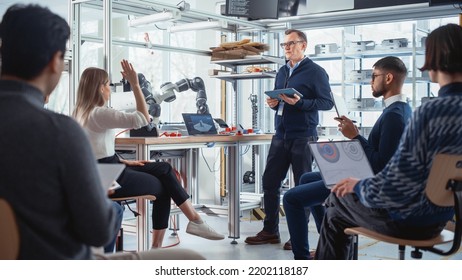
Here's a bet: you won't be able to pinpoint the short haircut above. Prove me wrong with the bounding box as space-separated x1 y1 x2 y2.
373 56 408 82
0 4 70 79
285 29 307 43
419 23 462 73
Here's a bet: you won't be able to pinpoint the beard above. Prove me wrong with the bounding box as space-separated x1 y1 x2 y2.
372 87 385 98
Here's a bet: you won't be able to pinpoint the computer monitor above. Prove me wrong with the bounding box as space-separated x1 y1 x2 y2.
225 0 280 19
429 0 461 6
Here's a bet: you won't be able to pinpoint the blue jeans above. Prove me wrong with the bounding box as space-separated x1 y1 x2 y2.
104 202 124 253
283 172 330 259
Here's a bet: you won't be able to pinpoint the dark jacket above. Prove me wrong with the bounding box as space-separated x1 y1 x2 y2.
272 57 333 139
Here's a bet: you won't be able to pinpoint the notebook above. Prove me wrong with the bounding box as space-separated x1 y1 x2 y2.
96 163 125 191
182 113 218 136
309 140 374 188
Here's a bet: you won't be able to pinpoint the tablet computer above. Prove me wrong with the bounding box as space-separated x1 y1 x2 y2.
264 88 302 100
97 164 125 191
331 92 357 123
309 140 374 189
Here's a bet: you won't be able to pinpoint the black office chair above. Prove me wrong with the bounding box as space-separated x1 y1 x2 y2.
345 154 462 260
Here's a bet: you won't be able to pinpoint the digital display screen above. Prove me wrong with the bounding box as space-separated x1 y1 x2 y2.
225 0 250 17
429 0 461 6
225 0 280 19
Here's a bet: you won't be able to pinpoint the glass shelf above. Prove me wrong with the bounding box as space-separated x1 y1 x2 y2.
212 55 285 68
210 71 277 82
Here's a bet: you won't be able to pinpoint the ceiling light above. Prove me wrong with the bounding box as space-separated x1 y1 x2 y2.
129 10 181 27
168 20 228 33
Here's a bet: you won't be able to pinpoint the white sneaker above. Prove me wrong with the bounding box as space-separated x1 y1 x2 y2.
186 220 225 240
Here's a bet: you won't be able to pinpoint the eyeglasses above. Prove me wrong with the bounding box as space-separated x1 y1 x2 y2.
280 40 304 48
371 73 386 81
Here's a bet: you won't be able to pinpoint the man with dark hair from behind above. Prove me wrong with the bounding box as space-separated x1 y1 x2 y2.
0 4 203 260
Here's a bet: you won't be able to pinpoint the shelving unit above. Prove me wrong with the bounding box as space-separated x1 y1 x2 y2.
211 55 285 68
210 54 284 125
209 53 284 196
210 72 277 82
308 24 430 137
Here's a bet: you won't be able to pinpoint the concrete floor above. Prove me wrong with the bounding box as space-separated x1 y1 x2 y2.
118 204 462 260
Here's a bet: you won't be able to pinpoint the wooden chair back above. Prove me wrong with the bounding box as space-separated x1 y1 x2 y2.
345 153 462 259
426 154 462 206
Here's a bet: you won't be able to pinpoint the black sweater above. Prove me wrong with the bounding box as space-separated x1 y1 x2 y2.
272 57 334 139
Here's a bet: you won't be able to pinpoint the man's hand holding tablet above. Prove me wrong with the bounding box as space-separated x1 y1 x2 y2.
265 88 302 100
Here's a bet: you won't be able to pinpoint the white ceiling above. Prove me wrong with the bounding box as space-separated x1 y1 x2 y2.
0 1 69 21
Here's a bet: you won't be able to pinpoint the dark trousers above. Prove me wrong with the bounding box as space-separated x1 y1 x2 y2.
315 193 446 260
283 172 329 259
262 137 315 234
103 202 124 253
99 155 189 230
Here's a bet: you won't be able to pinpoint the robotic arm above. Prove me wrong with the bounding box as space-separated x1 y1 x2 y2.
156 77 209 114
126 74 209 121
120 73 160 137
138 73 161 125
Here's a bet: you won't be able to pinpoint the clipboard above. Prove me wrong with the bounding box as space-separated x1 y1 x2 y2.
264 88 302 100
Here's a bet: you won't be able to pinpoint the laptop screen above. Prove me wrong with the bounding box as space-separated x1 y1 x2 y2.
182 113 218 136
309 140 374 188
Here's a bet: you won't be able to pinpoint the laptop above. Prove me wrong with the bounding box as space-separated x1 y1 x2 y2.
309 140 374 188
96 163 125 191
182 113 218 136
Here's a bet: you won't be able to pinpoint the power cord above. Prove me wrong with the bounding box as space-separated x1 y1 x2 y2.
115 129 130 137
200 148 222 172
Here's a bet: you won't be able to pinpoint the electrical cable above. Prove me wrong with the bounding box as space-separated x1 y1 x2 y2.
200 148 222 172
154 24 168 30
161 215 181 248
115 129 130 137
240 145 251 156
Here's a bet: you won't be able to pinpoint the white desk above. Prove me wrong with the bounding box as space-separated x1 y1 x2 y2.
115 134 272 250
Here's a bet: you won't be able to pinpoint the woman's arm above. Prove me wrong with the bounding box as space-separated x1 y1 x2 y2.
120 59 150 122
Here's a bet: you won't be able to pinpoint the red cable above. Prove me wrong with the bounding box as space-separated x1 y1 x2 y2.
115 129 130 137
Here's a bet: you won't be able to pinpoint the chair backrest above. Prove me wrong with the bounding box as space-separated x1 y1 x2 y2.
426 154 462 207
0 198 20 259
425 154 462 256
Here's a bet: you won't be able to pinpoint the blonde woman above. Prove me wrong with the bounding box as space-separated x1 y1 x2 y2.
73 60 224 248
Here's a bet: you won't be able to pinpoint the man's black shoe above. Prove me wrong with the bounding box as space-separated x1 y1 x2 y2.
245 230 281 245
283 239 292 250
